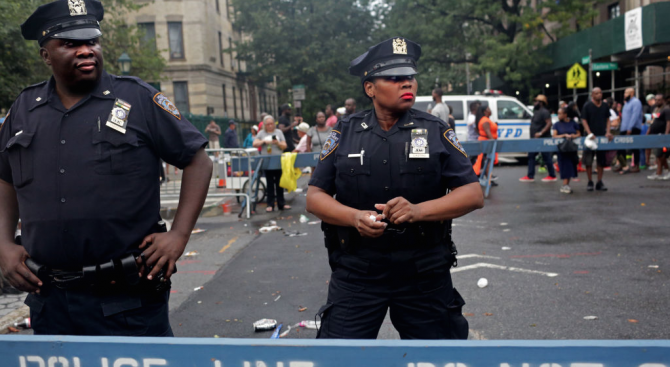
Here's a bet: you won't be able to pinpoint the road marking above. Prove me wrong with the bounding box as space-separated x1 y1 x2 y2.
457 254 501 260
451 262 558 277
510 251 602 259
219 236 239 253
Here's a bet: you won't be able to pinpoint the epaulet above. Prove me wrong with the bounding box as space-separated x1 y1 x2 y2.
113 74 159 93
20 81 47 94
410 108 444 124
341 110 368 124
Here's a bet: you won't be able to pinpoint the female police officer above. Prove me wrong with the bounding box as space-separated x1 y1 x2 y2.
306 37 484 340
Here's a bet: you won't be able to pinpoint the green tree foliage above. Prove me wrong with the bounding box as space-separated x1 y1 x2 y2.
381 0 605 97
231 0 381 120
0 0 166 109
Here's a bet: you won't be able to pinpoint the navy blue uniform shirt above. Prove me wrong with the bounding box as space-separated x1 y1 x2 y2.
0 71 207 268
309 108 477 235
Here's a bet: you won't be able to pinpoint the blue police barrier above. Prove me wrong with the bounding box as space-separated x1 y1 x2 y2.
1 335 669 367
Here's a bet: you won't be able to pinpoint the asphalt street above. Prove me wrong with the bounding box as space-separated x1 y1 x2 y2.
168 166 670 340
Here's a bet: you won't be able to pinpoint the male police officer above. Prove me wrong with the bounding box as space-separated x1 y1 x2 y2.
0 0 212 336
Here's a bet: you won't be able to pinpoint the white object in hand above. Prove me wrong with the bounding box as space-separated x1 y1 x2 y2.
369 215 377 222
477 278 488 288
263 136 273 143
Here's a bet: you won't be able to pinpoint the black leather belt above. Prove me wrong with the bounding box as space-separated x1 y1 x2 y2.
26 255 141 290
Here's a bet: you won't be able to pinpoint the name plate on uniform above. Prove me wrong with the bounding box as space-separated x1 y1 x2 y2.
106 99 131 134
409 128 429 158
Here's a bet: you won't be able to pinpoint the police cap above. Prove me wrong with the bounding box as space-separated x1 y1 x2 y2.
349 37 421 82
21 0 104 46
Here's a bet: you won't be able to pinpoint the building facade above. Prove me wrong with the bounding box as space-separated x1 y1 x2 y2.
133 0 277 121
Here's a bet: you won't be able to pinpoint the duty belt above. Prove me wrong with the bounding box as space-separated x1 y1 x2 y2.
26 255 173 292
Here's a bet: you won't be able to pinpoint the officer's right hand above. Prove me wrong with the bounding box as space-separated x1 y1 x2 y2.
0 242 42 293
352 211 386 238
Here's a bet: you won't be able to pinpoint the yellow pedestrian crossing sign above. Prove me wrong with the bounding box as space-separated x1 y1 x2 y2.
566 63 587 89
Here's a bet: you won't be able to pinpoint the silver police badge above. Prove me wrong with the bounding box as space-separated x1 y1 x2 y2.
409 128 429 158
68 0 87 16
106 99 131 134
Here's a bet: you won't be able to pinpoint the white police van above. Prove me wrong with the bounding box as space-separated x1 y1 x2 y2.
413 91 532 143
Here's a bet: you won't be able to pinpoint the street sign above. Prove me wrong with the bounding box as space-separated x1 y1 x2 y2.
581 56 590 65
293 100 302 108
292 84 305 100
566 63 587 89
592 62 619 71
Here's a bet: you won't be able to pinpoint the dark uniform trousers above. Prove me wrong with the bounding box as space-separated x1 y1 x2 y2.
310 109 478 340
317 243 468 339
26 283 172 336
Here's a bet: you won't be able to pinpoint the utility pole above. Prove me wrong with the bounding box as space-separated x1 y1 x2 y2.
588 49 593 93
465 61 471 95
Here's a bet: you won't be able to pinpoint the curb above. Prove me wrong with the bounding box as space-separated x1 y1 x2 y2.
0 305 29 334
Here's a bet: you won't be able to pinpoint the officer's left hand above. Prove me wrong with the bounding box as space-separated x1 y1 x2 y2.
606 132 614 141
375 197 423 225
137 231 188 281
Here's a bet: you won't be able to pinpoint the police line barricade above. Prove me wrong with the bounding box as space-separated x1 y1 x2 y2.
460 134 670 198
1 335 669 367
160 148 255 219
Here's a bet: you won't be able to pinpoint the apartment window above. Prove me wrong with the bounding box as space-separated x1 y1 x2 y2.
608 3 620 19
137 22 156 50
222 84 227 115
173 82 190 114
232 86 238 119
225 0 231 20
218 32 224 67
168 22 185 59
215 0 220 14
229 37 234 71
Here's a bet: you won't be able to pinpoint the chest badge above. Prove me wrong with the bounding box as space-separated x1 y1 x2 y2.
409 128 429 158
105 98 131 134
361 122 369 130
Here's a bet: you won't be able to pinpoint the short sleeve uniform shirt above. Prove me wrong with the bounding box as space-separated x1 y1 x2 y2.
0 72 207 268
309 109 477 220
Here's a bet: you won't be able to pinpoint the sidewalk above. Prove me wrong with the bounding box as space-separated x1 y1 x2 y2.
0 291 28 334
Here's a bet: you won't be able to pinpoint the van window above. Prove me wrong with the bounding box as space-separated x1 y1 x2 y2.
497 100 531 119
413 101 431 113
443 100 464 120
466 100 488 115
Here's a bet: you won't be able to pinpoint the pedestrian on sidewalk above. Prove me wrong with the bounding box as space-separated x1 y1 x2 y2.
306 37 483 340
306 111 332 153
553 107 581 194
243 125 258 149
581 87 613 191
253 115 291 211
520 94 557 182
224 120 239 148
618 88 643 174
277 104 297 152
325 105 338 128
429 87 450 122
647 94 670 180
0 0 212 336
293 122 311 153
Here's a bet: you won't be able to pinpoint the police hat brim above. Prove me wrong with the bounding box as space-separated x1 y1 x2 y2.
368 66 418 79
50 28 102 41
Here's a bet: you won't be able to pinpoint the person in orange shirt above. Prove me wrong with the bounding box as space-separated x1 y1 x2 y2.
473 105 498 184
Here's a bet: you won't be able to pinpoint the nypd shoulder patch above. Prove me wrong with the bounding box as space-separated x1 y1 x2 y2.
443 129 467 157
320 130 341 160
153 93 181 120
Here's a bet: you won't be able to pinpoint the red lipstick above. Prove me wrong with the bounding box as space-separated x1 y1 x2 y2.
401 93 414 100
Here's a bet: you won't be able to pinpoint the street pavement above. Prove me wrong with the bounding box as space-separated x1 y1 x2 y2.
3 166 670 339
170 166 670 340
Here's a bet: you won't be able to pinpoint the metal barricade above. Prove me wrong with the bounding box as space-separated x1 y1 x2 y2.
160 148 259 219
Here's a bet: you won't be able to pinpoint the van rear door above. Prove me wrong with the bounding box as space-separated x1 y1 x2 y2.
493 99 531 140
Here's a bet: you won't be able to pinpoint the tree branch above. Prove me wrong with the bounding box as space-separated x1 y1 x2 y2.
539 22 556 43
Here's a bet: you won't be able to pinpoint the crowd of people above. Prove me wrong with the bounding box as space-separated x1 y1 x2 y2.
466 87 670 194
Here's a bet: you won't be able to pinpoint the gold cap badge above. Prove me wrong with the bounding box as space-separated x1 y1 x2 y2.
392 38 407 55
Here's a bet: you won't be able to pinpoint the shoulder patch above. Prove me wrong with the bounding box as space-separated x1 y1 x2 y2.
320 129 341 160
153 93 181 120
443 129 467 157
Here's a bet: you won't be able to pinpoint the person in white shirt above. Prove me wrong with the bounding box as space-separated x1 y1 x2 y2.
429 88 450 123
293 122 311 153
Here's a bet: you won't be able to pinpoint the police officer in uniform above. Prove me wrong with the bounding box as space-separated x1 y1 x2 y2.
306 38 484 339
0 0 213 335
